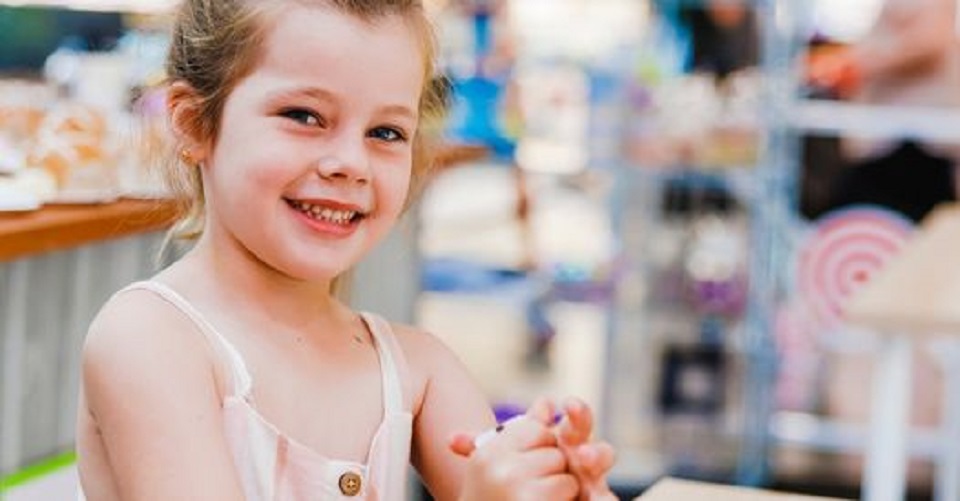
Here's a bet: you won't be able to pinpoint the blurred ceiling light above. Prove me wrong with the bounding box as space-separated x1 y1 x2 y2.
812 0 884 42
508 0 646 60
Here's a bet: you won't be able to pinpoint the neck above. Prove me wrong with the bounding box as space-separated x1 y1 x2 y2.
172 230 350 335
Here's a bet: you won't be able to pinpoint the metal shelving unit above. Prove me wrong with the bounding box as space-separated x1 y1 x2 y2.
602 0 812 489
734 0 809 485
790 100 960 142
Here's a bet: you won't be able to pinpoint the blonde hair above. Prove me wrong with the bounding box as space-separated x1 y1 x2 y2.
159 0 447 292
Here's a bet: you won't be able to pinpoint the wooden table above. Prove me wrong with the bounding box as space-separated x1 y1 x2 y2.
0 199 179 262
846 203 960 501
639 478 846 500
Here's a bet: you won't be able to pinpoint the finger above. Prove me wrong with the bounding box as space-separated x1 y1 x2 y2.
578 441 616 479
470 415 556 458
449 432 477 457
525 397 556 427
558 398 592 446
529 473 579 500
575 443 618 501
500 416 557 451
507 447 569 478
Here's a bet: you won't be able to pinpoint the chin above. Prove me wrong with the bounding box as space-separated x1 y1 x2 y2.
280 262 348 286
250 249 347 286
247 233 371 286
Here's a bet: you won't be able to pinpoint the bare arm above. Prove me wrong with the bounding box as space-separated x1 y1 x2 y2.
854 0 956 79
400 327 583 500
81 291 246 500
395 326 498 500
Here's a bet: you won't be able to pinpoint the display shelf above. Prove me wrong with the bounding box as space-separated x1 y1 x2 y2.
770 412 943 459
607 0 811 488
624 165 762 205
739 1 960 494
790 100 960 142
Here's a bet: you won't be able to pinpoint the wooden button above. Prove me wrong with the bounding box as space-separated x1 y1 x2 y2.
338 471 362 496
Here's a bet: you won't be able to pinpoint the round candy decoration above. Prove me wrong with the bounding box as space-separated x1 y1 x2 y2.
798 206 914 328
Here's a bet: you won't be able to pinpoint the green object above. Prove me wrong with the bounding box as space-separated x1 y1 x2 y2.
0 6 60 72
0 450 77 492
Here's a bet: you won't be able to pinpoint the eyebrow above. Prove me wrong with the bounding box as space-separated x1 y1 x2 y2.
380 104 419 123
265 87 418 121
264 86 335 104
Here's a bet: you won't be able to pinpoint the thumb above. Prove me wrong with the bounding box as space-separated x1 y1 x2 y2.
558 398 592 447
449 432 478 457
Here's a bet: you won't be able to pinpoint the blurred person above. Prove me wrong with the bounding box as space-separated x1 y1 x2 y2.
807 0 960 222
683 0 759 81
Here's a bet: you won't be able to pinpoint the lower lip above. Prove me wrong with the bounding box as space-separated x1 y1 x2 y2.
288 204 360 238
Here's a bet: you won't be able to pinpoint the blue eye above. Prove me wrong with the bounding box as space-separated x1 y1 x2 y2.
280 108 322 127
368 127 407 143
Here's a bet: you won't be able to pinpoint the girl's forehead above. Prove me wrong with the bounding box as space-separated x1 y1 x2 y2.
259 3 425 56
245 6 425 106
264 7 423 67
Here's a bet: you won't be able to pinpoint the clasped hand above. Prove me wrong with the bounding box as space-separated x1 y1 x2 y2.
451 397 618 501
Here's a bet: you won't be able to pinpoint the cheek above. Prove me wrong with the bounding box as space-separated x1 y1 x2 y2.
382 166 413 210
224 144 297 192
247 158 290 189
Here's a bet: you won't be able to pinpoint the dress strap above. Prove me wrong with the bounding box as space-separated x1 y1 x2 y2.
117 281 254 398
359 312 409 414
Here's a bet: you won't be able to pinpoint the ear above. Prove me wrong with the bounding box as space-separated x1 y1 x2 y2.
167 81 211 165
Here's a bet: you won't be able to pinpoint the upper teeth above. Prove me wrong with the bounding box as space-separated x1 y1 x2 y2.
293 201 358 224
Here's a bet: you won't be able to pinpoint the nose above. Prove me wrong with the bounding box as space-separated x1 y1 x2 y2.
315 133 370 184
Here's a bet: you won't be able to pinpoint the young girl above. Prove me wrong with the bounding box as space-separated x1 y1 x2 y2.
76 1 616 499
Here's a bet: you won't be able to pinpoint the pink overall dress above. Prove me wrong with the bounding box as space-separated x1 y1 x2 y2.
93 281 414 500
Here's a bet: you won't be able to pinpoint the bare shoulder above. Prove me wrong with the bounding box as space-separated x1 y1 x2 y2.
386 322 466 377
80 287 247 498
84 287 208 368
82 287 222 417
388 322 455 360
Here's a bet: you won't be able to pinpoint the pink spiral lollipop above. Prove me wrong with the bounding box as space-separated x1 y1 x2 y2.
798 207 914 328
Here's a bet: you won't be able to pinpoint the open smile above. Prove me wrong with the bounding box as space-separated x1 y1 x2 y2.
284 198 368 227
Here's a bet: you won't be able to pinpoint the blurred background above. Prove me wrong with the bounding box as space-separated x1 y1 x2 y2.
2 0 960 499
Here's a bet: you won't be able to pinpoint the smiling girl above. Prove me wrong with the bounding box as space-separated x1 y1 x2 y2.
75 1 615 500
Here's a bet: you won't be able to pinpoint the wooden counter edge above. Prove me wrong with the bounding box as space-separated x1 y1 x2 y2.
638 478 848 500
0 198 179 262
